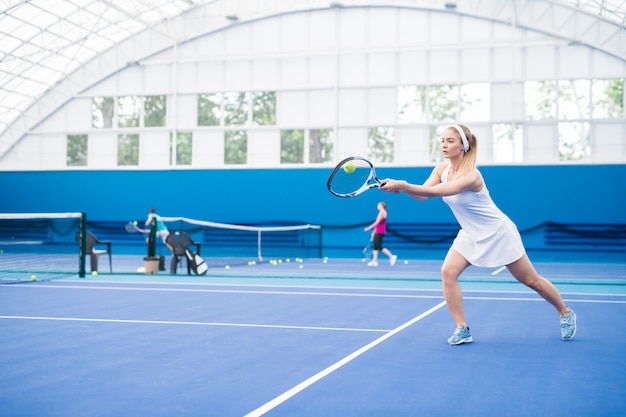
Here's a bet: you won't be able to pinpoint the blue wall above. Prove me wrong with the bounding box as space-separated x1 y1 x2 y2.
1 165 625 258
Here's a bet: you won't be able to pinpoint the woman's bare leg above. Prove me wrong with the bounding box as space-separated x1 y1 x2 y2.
441 249 471 327
506 254 570 316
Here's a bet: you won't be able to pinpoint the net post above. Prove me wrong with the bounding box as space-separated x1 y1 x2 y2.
257 230 263 262
79 212 87 278
319 226 323 258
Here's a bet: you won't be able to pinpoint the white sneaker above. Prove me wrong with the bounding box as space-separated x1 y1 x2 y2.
390 255 397 266
367 261 378 267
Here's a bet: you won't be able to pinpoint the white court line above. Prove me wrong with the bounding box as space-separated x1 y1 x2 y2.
244 301 447 417
0 316 390 333
491 266 507 275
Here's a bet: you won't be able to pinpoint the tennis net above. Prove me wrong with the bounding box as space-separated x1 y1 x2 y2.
0 212 85 283
161 217 322 263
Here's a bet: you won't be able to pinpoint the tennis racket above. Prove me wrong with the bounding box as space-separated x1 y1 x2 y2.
125 221 146 233
327 157 384 198
362 240 373 261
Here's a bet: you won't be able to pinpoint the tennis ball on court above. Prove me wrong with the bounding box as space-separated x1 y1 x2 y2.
137 267 146 273
299 264 303 269
225 265 230 270
92 271 98 276
133 221 137 225
404 260 409 265
343 162 356 174
31 275 36 281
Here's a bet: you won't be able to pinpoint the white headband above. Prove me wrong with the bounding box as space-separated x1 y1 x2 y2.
451 124 469 153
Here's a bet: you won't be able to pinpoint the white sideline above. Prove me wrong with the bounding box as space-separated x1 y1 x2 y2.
244 301 447 417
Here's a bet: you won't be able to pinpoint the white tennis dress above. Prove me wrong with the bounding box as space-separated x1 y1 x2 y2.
441 165 525 267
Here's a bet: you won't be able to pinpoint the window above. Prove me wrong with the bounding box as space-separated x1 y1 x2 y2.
309 129 334 163
559 122 590 161
525 81 557 120
92 97 114 128
223 92 249 126
198 93 222 126
460 83 490 122
117 133 139 166
67 134 88 166
117 96 141 128
368 127 395 163
429 85 459 122
281 130 304 163
224 130 247 164
252 91 276 126
493 124 523 163
171 132 192 166
429 125 446 163
144 95 166 127
398 86 427 124
592 78 624 119
558 80 591 120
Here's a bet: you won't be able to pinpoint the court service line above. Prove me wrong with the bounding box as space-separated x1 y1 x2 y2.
0 316 389 333
244 300 448 417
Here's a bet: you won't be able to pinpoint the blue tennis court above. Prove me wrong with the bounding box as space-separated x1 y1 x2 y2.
1 258 625 417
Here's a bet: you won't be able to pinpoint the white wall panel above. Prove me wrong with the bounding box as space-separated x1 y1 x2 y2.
248 129 279 166
395 126 430 165
559 45 591 79
398 51 428 85
252 18 280 54
591 123 625 162
310 10 337 51
492 47 522 82
279 91 308 126
117 66 144 95
339 54 367 87
280 57 308 90
461 48 490 83
397 9 429 48
491 82 525 121
526 46 557 80
144 65 171 94
367 8 397 48
525 124 558 162
139 131 169 168
193 130 223 167
338 89 366 126
88 132 117 169
429 50 458 84
253 58 281 90
175 95 197 130
335 127 368 159
196 61 224 92
367 88 397 126
223 60 251 91
309 55 337 89
176 63 197 93
430 13 458 45
368 52 397 85
339 8 367 49
281 13 309 53
309 89 336 126
224 25 252 57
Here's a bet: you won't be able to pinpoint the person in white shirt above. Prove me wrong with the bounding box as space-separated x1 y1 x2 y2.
379 124 576 345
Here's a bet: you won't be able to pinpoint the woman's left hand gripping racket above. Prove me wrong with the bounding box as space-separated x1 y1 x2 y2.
327 157 384 198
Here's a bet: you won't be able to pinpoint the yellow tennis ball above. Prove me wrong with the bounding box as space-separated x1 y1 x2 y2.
92 271 98 276
225 265 230 269
31 275 36 281
133 221 137 225
343 161 356 174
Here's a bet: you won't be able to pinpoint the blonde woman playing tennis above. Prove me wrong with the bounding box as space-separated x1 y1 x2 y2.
380 124 576 345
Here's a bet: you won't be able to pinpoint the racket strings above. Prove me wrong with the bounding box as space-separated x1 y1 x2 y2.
328 160 372 196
